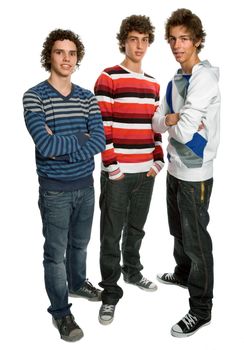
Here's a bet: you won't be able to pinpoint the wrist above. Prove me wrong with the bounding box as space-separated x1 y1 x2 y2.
165 114 169 126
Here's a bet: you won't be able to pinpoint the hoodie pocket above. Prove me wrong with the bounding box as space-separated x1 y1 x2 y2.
170 132 207 168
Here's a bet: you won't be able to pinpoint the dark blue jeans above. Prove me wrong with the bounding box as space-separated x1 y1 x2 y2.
99 171 155 305
38 186 94 319
167 173 213 319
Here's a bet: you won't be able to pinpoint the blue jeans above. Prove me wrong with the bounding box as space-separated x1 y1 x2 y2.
99 171 155 305
167 173 213 319
38 186 94 318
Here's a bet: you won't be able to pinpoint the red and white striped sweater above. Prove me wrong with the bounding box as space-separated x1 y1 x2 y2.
94 64 164 180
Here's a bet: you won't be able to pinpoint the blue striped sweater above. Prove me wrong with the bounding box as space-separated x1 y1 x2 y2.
23 80 105 191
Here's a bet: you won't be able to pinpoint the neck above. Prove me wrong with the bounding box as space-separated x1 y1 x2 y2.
48 74 72 96
121 58 143 74
181 56 200 74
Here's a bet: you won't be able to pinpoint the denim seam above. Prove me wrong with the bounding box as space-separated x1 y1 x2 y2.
191 187 209 297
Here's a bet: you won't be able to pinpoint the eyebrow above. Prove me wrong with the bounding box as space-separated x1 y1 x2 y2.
169 35 191 39
128 35 149 39
53 49 77 53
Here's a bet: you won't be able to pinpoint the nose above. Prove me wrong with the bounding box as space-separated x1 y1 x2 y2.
173 38 182 49
63 52 70 61
137 39 143 49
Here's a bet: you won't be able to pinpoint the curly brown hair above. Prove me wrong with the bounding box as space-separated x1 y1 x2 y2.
165 8 206 52
116 15 155 53
41 29 85 72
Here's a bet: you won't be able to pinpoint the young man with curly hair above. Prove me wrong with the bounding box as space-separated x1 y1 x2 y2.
153 8 220 337
23 29 105 342
94 15 164 325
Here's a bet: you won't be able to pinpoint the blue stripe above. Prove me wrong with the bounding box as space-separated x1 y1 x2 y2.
166 81 174 113
24 81 105 189
185 133 207 158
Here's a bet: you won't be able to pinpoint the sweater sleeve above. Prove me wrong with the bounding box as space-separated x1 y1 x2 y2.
23 91 87 158
152 101 170 134
151 85 164 173
94 72 123 180
169 69 218 144
67 94 106 162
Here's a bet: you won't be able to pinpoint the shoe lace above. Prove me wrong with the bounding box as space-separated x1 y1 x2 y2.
58 315 78 333
181 313 198 330
102 304 115 313
82 279 98 294
165 273 175 281
139 276 151 286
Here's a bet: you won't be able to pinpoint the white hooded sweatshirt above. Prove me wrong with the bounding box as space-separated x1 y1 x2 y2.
153 60 220 181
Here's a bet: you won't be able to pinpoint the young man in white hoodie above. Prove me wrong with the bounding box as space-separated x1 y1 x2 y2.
153 8 220 337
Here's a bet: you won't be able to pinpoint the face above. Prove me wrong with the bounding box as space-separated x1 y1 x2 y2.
50 39 78 78
168 25 200 67
124 31 150 63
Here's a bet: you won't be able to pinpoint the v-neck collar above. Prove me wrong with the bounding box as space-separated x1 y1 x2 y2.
46 80 74 100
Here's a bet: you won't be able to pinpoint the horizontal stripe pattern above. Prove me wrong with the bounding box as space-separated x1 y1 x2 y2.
23 81 105 189
94 65 164 179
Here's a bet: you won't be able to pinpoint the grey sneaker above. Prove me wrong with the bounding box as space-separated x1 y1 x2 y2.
52 314 84 342
69 279 101 301
157 273 188 289
125 276 158 291
99 304 116 325
171 312 211 337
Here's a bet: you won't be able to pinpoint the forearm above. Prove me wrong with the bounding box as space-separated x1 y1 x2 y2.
23 93 87 157
152 104 169 133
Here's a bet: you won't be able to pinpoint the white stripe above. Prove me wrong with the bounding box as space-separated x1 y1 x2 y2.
105 143 114 150
115 148 154 154
114 97 156 104
103 121 112 127
109 73 157 84
112 122 152 129
101 160 154 173
96 95 114 103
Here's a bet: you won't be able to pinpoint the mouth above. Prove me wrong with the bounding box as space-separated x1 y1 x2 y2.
173 51 184 59
61 64 72 69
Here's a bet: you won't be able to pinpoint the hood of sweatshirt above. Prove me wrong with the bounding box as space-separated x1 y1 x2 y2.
193 60 219 81
175 60 220 82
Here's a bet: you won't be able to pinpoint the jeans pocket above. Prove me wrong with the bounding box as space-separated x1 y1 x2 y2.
44 191 64 197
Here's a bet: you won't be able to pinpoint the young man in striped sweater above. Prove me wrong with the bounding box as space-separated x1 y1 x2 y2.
94 15 164 325
153 9 220 337
23 29 105 342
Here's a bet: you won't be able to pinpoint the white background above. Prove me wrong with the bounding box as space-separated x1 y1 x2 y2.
1 0 243 349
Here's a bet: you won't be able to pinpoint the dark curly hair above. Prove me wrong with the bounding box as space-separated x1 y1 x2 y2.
165 8 206 52
117 15 155 53
41 29 85 72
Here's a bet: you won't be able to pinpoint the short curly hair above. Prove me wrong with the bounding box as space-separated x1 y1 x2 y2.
165 8 206 52
41 29 85 72
116 15 155 53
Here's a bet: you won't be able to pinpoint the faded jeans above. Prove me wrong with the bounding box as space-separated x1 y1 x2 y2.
38 186 94 318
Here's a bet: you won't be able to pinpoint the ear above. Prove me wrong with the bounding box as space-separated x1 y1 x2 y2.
195 39 201 48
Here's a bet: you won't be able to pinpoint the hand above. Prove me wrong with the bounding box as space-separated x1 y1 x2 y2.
45 124 53 135
147 168 157 177
198 121 205 131
165 113 180 126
